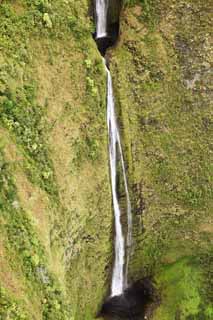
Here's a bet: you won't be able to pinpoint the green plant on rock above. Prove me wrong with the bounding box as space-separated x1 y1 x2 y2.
0 81 57 196
0 286 28 320
0 149 71 319
86 76 98 97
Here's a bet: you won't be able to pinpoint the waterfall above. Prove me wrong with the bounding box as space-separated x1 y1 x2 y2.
105 64 132 296
96 0 108 38
95 0 132 297
105 64 125 296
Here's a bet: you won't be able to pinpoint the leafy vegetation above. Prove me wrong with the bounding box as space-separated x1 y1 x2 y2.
0 286 28 320
0 1 110 319
124 0 159 23
155 257 213 320
0 82 57 195
0 0 211 319
0 149 71 319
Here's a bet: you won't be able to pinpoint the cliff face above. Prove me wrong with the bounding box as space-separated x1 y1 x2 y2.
0 1 111 319
111 0 212 319
0 1 212 320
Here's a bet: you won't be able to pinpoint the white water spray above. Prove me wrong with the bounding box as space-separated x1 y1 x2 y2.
96 0 108 38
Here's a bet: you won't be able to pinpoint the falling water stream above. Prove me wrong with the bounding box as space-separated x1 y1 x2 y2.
96 0 108 38
106 65 132 296
95 0 133 297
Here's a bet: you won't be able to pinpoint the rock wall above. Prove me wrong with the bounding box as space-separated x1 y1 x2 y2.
110 0 212 318
0 1 111 319
0 0 212 319
107 0 122 26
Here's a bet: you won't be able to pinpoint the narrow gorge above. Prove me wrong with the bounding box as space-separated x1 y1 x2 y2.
0 1 212 320
95 0 132 297
94 1 154 318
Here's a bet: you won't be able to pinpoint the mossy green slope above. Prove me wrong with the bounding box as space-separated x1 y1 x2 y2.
1 0 212 319
111 0 212 318
0 1 111 319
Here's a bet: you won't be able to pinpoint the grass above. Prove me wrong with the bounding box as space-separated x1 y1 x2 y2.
0 82 57 196
153 257 212 320
0 286 28 320
0 1 111 319
110 0 212 318
0 148 71 319
0 0 211 319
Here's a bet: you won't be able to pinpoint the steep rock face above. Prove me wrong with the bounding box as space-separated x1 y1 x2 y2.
107 0 122 26
111 0 212 319
0 1 212 320
0 1 111 319
92 0 122 29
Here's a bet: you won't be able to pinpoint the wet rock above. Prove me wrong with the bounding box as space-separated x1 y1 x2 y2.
98 278 155 320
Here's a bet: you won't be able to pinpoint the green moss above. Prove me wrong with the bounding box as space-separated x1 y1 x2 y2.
111 0 212 318
0 286 28 320
1 0 211 318
0 148 71 319
124 0 160 25
0 1 110 319
154 257 213 320
0 83 57 196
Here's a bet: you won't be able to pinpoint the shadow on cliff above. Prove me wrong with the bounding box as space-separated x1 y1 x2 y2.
95 27 118 56
97 278 156 320
91 0 122 55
